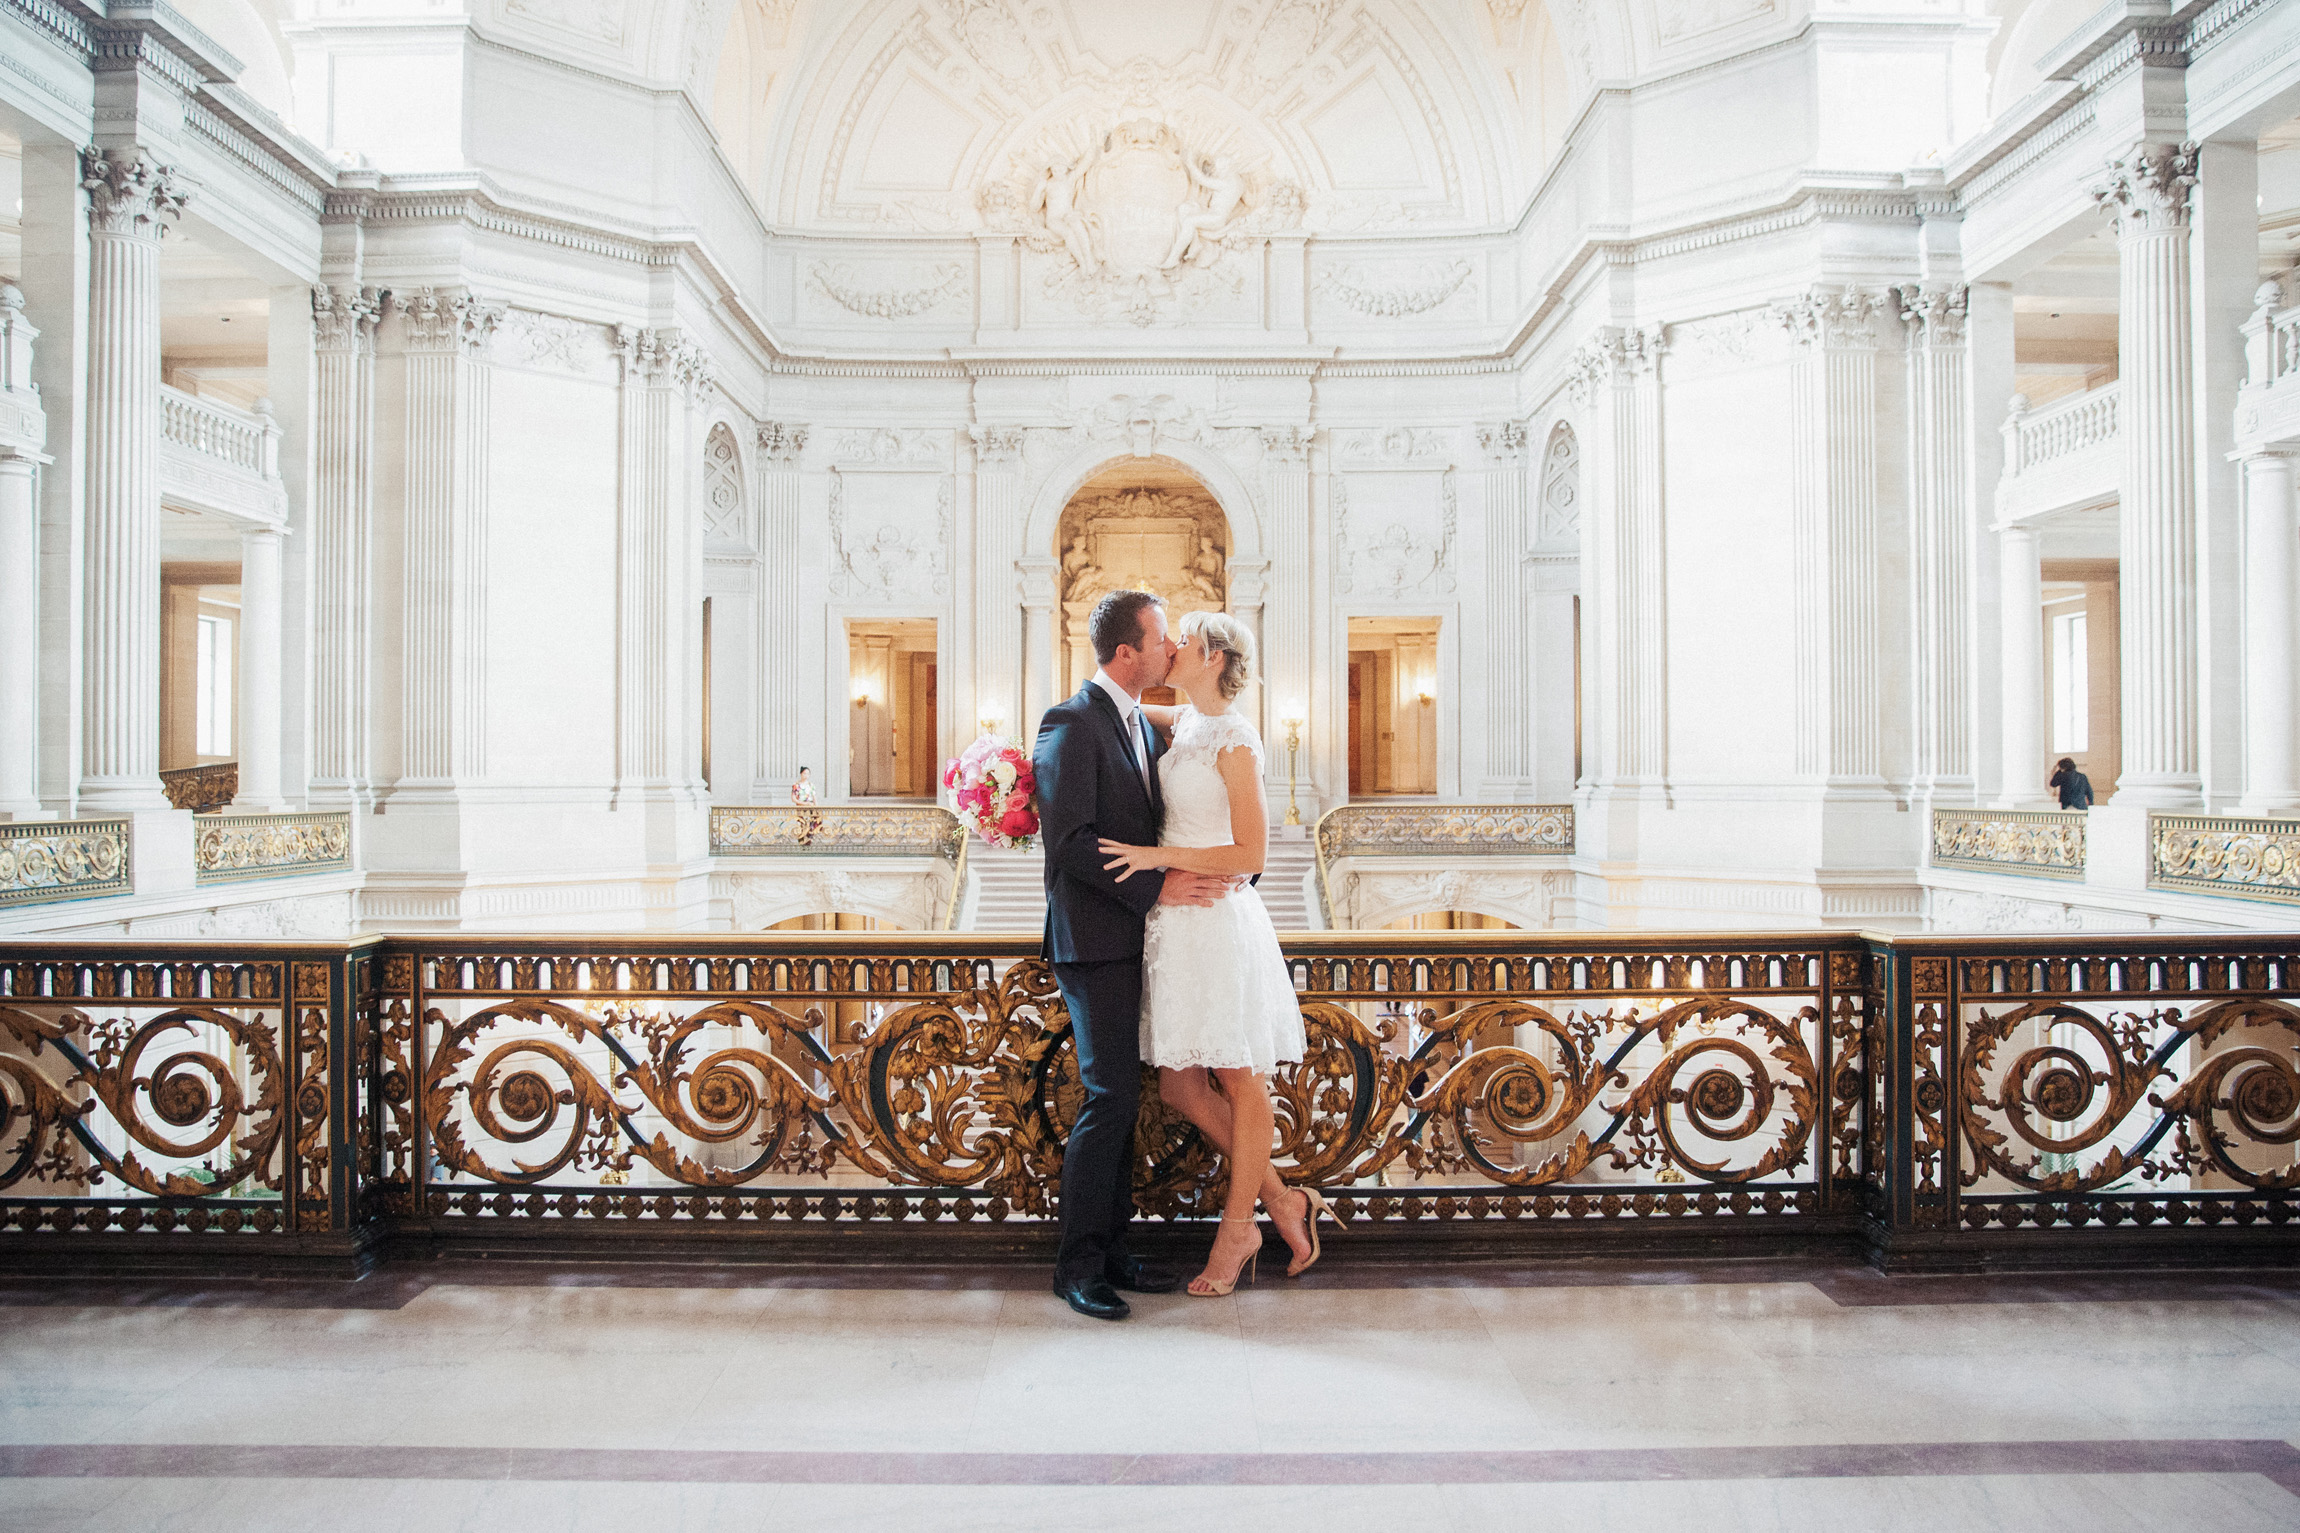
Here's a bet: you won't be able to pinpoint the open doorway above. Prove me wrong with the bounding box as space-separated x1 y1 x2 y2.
1056 460 1228 707
847 620 937 797
1347 617 1439 795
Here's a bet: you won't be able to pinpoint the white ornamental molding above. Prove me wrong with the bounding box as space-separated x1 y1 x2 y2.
1334 472 1456 597
401 288 506 355
727 868 947 932
1314 258 1474 318
809 260 968 320
1334 427 1450 466
970 424 1027 466
757 420 809 466
1335 866 1567 931
1896 284 1968 347
979 108 1306 328
2092 141 2201 233
80 148 190 238
487 309 605 375
1258 424 1311 465
831 427 950 467
312 285 387 353
827 471 952 599
1772 286 1888 350
1061 393 1225 458
186 892 354 940
1566 323 1666 404
1475 420 1528 467
1537 425 1580 545
614 325 713 396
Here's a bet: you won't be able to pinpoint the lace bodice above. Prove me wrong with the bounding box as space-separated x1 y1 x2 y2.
1157 706 1263 850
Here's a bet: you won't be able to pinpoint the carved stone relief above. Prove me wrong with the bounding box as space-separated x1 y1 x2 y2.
727 869 948 932
828 470 952 598
809 261 969 321
702 422 746 544
1537 424 1579 547
1057 485 1228 694
1334 427 1451 466
1331 865 1566 931
490 309 608 375
1314 258 1476 319
831 428 950 467
1335 471 1456 598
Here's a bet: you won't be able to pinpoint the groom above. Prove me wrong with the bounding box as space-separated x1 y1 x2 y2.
1034 588 1231 1320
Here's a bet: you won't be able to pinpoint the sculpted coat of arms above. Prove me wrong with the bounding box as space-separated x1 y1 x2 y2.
982 111 1305 326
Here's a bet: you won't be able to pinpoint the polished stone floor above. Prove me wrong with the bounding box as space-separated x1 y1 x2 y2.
3 1260 2298 1530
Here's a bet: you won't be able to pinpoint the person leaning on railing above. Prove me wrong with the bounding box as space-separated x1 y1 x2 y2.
2049 757 2094 810
791 766 821 845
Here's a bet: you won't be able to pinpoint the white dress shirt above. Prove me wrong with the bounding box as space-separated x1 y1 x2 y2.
1089 669 1154 799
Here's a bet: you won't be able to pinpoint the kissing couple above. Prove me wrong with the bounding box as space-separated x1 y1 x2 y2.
1033 587 1342 1320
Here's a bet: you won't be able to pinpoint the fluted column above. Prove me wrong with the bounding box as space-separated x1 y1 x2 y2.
309 283 386 807
77 148 185 810
2094 142 2202 807
1995 523 2048 807
754 421 808 791
397 288 502 791
970 426 1025 738
1574 326 1668 789
1476 419 1531 796
2239 450 2299 813
610 324 709 805
1778 287 1885 787
0 281 49 819
1901 284 1975 802
232 524 287 811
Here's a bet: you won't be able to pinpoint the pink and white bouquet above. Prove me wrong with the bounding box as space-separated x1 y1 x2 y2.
944 734 1039 850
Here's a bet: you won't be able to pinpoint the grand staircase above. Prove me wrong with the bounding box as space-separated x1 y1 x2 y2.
960 836 1320 932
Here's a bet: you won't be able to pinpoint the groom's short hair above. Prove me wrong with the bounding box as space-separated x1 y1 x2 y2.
1089 589 1164 664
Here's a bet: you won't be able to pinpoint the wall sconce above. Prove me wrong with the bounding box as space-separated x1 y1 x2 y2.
978 703 1006 738
1415 678 1435 706
852 685 873 709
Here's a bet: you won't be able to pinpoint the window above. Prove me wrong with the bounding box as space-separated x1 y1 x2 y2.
195 614 233 758
2050 611 2087 755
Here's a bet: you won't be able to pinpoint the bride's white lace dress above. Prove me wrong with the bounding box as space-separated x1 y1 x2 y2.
1139 706 1307 1074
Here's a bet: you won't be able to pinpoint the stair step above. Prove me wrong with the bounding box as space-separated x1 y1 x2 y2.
961 838 1322 932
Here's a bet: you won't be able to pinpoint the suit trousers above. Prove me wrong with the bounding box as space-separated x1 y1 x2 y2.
1050 958 1142 1284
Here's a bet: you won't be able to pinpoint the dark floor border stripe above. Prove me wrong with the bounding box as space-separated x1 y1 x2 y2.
3 1441 2297 1492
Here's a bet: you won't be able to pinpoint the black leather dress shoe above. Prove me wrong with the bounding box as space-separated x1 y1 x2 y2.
1055 1275 1130 1321
1105 1255 1181 1294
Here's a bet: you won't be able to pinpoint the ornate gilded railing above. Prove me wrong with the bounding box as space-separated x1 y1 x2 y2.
194 813 352 885
710 805 965 859
2 932 2293 1272
0 820 132 909
2149 813 2300 907
160 762 237 813
1314 804 1574 926
1930 807 2088 881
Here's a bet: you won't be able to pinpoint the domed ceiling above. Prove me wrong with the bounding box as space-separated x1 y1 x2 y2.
722 0 1586 234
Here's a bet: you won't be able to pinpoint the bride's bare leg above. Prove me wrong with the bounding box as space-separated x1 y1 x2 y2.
1159 1066 1312 1270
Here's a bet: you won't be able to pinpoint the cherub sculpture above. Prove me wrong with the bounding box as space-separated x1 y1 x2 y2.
1164 152 1249 270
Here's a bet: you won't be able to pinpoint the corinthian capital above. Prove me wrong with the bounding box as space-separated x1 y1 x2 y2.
1475 420 1528 465
2092 141 2199 234
1896 283 1968 347
970 424 1026 466
1773 285 1886 350
757 421 809 465
81 148 189 238
1259 425 1310 464
311 285 388 353
402 288 504 355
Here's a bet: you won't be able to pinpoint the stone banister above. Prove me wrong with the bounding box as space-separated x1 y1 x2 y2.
157 384 288 523
1997 384 2120 523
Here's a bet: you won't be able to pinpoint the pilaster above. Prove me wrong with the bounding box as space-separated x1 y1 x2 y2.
19 146 88 819
755 420 809 790
969 424 1025 739
1260 425 1313 814
0 282 52 820
1475 419 1531 798
2237 450 2298 814
233 525 288 811
1777 287 1887 793
1900 283 1975 805
309 282 386 809
1994 522 2051 808
1573 325 1667 794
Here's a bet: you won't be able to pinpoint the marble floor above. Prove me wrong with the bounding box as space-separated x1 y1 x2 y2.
3 1259 2298 1531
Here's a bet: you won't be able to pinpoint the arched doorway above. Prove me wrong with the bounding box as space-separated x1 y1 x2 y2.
1055 460 1229 702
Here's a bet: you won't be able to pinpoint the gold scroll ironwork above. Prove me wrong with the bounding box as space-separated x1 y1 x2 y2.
0 820 131 909
1931 808 2087 881
194 813 352 884
2148 813 2300 906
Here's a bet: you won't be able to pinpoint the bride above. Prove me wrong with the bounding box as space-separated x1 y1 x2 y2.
1098 610 1342 1297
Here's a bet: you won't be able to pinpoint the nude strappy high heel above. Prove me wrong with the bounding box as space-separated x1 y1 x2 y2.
1187 1215 1262 1297
1285 1187 1347 1278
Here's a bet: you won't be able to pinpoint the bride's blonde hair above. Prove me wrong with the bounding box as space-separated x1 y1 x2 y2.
1179 609 1255 701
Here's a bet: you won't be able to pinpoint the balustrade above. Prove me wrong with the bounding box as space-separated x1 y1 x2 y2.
2149 814 2300 907
1313 804 1574 924
2001 384 2120 477
2 930 2287 1272
193 812 352 885
160 762 238 813
1931 808 2088 880
0 821 131 909
155 385 286 523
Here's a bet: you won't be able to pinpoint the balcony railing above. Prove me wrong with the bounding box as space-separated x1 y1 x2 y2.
711 804 969 930
1997 384 2119 522
1314 804 1574 925
157 385 287 522
0 820 131 909
2149 813 2300 907
1931 807 2088 881
193 812 352 885
9 929 2283 1274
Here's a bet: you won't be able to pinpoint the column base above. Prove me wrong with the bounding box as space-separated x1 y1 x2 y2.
76 779 172 814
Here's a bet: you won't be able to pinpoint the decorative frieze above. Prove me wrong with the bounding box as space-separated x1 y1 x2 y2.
2149 814 2300 906
1314 259 1474 318
1930 809 2087 881
809 260 967 320
1318 804 1575 860
194 813 353 885
0 819 131 907
710 805 965 859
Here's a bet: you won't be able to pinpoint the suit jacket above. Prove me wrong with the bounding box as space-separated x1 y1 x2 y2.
1035 682 1168 963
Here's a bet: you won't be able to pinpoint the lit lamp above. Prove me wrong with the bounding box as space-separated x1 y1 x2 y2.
852 683 873 709
1280 707 1306 827
978 701 1006 739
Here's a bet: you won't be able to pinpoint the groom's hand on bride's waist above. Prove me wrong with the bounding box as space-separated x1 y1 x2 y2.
1156 871 1233 907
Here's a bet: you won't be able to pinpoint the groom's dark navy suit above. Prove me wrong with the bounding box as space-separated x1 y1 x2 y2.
1034 681 1168 1287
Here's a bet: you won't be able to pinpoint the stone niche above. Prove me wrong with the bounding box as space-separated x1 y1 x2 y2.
1055 460 1229 697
